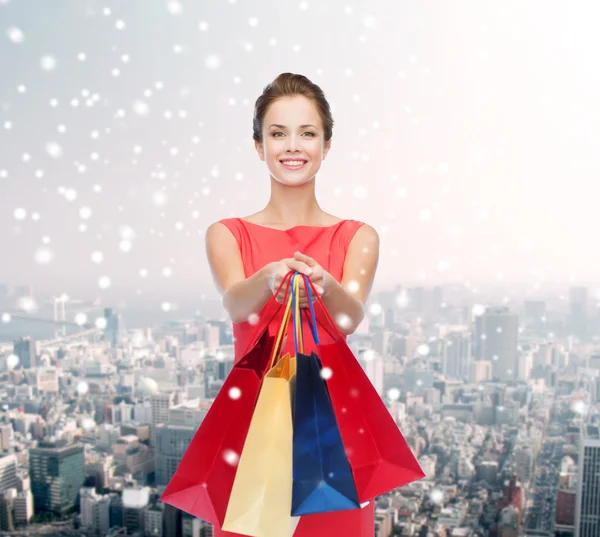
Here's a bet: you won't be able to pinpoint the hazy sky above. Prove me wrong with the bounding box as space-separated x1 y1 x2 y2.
1 0 600 307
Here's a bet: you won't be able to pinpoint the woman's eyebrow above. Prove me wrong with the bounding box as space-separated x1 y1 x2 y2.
268 124 317 129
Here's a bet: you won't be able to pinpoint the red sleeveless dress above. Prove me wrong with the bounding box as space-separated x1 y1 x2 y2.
213 217 375 537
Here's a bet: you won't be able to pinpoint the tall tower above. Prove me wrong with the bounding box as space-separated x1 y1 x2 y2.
29 440 85 515
569 287 588 341
442 332 471 381
473 307 519 382
13 336 36 369
103 308 126 348
575 424 600 537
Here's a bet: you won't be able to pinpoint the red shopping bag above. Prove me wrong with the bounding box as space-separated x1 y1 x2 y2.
302 277 426 502
160 272 295 525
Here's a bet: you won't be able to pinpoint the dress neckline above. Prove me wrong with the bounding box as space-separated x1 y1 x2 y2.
237 217 346 232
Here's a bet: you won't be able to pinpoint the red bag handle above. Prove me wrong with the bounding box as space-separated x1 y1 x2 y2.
301 276 345 340
239 270 295 356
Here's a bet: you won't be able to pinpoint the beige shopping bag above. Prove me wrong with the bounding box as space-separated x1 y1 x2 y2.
222 278 298 537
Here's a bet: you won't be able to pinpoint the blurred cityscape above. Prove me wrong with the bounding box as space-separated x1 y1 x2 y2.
0 281 599 537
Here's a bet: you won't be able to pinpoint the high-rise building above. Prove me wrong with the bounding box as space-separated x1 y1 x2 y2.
357 349 384 396
12 489 34 526
155 400 209 486
122 487 150 534
569 287 589 341
556 488 576 533
575 424 600 537
0 425 12 452
103 308 126 348
442 332 471 380
0 455 18 493
29 439 85 514
372 329 391 357
155 425 198 486
202 324 221 349
151 393 177 428
13 336 36 369
0 490 15 532
474 307 519 382
144 504 163 536
203 355 234 397
182 512 202 537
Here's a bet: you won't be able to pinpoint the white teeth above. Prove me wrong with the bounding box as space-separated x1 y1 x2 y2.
282 161 305 166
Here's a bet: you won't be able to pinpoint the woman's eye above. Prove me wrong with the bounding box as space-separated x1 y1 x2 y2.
272 132 315 137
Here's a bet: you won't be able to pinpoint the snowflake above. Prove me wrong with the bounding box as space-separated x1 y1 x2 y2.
166 0 183 15
320 367 333 380
13 208 27 220
6 26 24 43
34 248 53 265
40 55 57 71
417 344 429 356
229 387 242 400
387 388 400 401
223 449 239 466
44 141 63 159
205 54 221 69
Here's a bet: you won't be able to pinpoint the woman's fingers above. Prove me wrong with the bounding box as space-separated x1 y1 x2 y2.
283 259 313 276
294 251 317 267
275 274 321 309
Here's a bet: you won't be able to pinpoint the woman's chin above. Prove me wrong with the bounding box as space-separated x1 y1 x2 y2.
272 174 315 187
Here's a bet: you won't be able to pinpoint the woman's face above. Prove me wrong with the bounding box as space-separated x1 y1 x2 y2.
255 95 331 187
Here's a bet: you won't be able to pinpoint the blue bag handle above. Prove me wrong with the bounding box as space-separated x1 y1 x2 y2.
302 274 320 345
291 273 320 356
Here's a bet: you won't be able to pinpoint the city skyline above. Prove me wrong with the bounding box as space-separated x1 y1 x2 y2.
1 1 600 536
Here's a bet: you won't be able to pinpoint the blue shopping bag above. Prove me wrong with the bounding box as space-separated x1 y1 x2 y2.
290 273 360 516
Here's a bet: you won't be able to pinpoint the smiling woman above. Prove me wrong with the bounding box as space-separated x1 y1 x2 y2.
256 92 331 187
203 72 380 537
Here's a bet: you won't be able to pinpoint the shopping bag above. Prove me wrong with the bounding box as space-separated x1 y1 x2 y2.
160 272 295 525
291 274 360 515
302 276 426 501
221 276 297 537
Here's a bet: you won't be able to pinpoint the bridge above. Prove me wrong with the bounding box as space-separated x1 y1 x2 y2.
6 314 84 327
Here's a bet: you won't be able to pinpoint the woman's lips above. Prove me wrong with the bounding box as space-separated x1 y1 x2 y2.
280 160 307 170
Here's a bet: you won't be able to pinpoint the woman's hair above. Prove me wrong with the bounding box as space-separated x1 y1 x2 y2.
252 72 334 144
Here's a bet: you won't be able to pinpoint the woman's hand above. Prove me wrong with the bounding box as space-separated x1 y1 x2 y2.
293 252 328 298
267 258 324 308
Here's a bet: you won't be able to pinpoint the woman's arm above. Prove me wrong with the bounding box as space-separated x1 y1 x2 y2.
205 222 273 324
295 224 380 335
205 222 314 324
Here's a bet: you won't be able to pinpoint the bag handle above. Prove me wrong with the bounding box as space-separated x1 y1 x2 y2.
267 274 295 369
302 274 320 345
301 275 344 340
291 274 305 355
291 273 320 357
240 270 296 357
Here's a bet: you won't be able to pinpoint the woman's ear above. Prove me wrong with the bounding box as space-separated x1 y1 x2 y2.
323 139 332 160
254 139 265 161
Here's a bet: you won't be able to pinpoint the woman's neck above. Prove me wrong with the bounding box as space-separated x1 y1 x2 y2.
262 177 324 225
